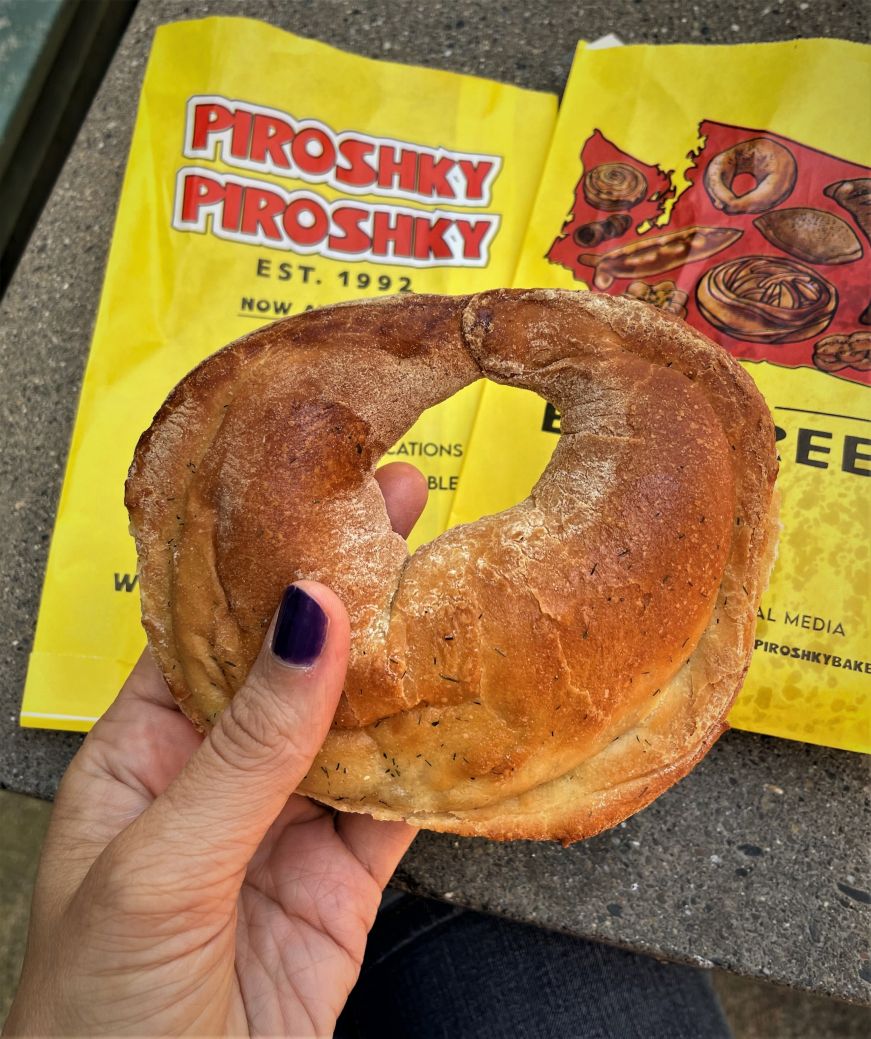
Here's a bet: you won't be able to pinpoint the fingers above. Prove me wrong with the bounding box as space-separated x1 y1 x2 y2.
128 581 350 886
375 462 428 539
105 466 424 893
43 652 203 890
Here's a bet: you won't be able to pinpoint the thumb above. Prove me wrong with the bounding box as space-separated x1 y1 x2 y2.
132 581 349 880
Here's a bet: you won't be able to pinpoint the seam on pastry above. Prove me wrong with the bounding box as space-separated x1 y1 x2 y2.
347 290 753 806
309 685 716 826
368 649 726 826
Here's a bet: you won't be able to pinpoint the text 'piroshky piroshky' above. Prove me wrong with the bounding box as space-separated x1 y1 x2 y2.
172 96 504 267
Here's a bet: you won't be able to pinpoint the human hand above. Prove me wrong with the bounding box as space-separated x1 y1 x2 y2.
5 462 427 1038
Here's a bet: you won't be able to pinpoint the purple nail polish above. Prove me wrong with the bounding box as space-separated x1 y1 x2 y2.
272 585 328 667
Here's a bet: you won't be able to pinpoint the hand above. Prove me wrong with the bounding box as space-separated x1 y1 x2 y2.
5 463 427 1038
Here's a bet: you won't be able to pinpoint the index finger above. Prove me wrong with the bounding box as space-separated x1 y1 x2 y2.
375 461 428 539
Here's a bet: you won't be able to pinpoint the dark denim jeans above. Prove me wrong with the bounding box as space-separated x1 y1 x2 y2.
336 893 731 1039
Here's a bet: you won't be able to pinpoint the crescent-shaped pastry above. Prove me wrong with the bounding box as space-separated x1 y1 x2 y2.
126 290 779 843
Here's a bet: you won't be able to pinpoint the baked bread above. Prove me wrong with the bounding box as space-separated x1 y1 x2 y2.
126 289 779 844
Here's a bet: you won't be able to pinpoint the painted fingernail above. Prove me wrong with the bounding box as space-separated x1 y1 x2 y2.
271 585 328 667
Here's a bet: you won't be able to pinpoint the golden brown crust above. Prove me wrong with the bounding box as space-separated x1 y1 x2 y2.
126 290 779 843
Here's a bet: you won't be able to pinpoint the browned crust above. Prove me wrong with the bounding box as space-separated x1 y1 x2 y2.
126 290 779 843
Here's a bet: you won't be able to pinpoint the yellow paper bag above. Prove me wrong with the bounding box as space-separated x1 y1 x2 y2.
21 16 556 731
450 39 870 753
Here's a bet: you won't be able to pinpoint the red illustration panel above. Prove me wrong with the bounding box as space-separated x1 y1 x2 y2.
547 122 870 386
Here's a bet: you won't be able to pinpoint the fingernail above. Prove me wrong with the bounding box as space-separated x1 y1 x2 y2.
272 585 328 667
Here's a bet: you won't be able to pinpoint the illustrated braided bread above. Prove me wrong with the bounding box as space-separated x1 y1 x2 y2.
697 256 837 344
126 290 779 843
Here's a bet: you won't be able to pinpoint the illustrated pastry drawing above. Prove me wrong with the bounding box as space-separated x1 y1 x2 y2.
583 162 649 211
579 226 742 289
704 138 797 215
753 208 863 265
824 178 871 241
624 279 689 319
813 332 871 373
696 256 837 343
573 213 632 248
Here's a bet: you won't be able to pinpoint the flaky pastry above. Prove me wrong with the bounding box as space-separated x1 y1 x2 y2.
126 290 779 843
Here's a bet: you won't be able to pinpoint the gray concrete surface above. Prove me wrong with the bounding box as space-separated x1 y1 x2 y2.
0 790 50 1025
714 971 870 1038
0 0 869 1014
1 787 869 1036
393 733 871 1004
